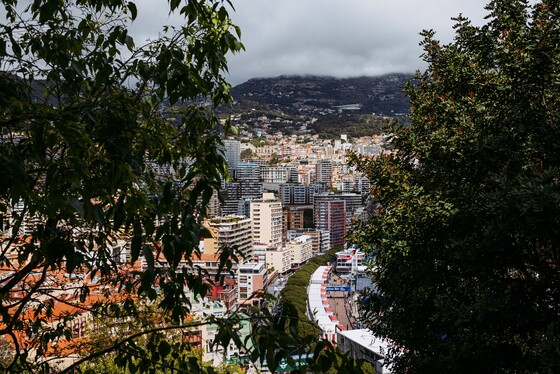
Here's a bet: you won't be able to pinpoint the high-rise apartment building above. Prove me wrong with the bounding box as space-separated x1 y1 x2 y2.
314 199 346 247
283 206 306 232
260 166 290 184
250 193 283 247
315 193 362 224
313 181 329 195
341 178 354 193
279 183 315 205
203 215 252 259
221 181 263 216
206 190 221 218
288 167 299 183
354 175 371 197
236 162 260 181
315 158 333 186
265 246 291 275
286 229 330 255
222 139 240 175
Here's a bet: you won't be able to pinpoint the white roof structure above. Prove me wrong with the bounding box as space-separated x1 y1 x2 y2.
338 329 390 355
307 266 341 341
310 265 331 284
316 315 338 333
337 329 394 373
291 234 312 243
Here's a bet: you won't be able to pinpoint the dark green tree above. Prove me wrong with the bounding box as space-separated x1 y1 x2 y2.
349 0 560 372
0 0 244 372
268 152 279 165
239 148 253 160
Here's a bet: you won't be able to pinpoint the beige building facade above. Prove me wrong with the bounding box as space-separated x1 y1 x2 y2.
286 234 313 267
265 246 292 275
203 215 252 259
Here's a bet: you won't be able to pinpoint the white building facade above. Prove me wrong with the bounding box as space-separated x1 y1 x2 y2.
250 193 283 247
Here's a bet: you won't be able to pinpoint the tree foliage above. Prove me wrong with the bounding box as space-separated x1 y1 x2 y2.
309 114 392 140
350 0 560 372
278 249 338 343
239 148 253 160
0 0 244 372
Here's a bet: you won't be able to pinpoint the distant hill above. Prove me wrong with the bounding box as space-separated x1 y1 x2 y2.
231 74 413 116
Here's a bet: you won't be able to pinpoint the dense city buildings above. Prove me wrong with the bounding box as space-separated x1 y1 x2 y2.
2 105 388 371
282 206 309 232
279 183 315 205
260 166 292 184
287 228 330 254
222 181 263 216
315 192 362 225
354 175 371 197
236 161 260 180
265 246 292 275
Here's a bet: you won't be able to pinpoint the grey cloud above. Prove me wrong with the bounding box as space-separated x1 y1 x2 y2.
227 0 489 85
129 0 491 85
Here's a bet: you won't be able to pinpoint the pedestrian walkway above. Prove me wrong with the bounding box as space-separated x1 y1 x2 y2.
328 290 352 330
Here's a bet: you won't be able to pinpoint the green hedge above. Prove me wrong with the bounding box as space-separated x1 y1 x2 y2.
278 248 339 340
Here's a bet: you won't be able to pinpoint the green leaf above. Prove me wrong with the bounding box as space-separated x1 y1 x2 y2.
169 0 181 11
131 221 142 262
158 340 171 358
127 2 137 20
10 36 21 58
68 196 85 217
143 244 154 272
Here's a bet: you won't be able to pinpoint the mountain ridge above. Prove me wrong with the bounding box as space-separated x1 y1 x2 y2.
231 73 413 116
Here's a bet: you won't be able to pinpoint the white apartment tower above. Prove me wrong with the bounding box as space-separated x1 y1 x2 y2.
250 193 283 247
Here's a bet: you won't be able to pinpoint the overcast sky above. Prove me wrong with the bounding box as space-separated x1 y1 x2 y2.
133 0 492 86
